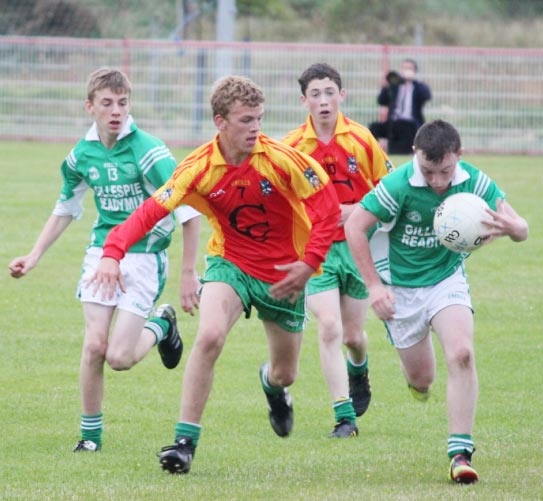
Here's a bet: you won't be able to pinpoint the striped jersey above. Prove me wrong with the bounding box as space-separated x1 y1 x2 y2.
53 116 182 253
283 112 392 241
103 133 340 283
362 157 505 287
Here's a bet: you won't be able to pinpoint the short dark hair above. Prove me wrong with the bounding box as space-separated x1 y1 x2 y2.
298 63 342 96
413 120 462 163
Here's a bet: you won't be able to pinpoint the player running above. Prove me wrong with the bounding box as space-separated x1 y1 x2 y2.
345 119 528 483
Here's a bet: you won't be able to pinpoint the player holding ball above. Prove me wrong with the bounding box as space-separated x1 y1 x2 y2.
345 119 528 483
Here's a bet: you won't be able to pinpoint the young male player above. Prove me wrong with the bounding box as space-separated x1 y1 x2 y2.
88 75 340 474
283 63 392 437
9 68 201 452
345 119 529 483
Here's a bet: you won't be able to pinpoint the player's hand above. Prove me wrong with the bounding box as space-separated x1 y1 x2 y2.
483 199 529 243
8 254 38 278
180 270 200 316
368 283 395 321
269 261 314 304
85 257 125 301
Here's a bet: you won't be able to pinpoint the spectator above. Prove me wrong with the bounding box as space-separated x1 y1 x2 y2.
369 58 431 154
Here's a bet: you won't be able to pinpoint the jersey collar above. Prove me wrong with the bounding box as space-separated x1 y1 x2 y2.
409 155 470 187
85 115 136 142
302 111 349 140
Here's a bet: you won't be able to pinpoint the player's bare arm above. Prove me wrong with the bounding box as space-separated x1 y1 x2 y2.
9 214 73 278
86 257 126 301
179 215 202 316
345 205 395 320
269 261 315 303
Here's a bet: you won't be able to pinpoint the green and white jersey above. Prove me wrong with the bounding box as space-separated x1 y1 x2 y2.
361 157 505 287
53 116 180 253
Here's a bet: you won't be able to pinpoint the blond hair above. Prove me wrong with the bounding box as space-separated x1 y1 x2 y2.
210 76 265 118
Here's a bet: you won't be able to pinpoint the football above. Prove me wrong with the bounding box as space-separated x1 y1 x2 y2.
433 192 493 253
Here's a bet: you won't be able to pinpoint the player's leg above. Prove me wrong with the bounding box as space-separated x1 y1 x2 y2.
341 295 371 416
74 302 115 451
396 333 436 400
105 310 150 369
106 251 182 370
158 281 244 474
308 289 358 437
432 304 479 483
260 319 303 438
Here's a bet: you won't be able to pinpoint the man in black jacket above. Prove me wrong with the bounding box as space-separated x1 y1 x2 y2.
369 58 432 154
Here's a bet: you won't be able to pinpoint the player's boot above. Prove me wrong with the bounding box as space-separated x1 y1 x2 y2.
349 370 372 416
155 304 183 369
158 436 195 474
328 418 359 438
73 440 100 452
449 453 479 484
260 365 294 437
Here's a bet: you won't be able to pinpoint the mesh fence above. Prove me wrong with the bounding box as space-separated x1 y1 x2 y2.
1 36 542 154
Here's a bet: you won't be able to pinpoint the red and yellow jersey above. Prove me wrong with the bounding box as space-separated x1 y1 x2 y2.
103 133 340 283
283 112 392 241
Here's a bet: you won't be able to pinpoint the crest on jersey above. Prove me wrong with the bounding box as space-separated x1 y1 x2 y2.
304 167 321 188
260 179 272 196
89 167 99 181
348 156 358 174
159 188 173 201
406 210 422 223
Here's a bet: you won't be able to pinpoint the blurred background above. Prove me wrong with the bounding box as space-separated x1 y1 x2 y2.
1 0 542 153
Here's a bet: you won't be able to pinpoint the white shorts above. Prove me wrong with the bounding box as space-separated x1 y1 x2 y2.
384 267 472 349
77 246 168 318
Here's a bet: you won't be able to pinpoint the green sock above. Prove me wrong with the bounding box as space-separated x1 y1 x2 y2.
447 434 474 458
145 317 169 344
347 354 368 375
333 397 356 423
175 422 202 448
80 413 103 446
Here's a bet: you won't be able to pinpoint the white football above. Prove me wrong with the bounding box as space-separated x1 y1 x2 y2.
433 192 493 253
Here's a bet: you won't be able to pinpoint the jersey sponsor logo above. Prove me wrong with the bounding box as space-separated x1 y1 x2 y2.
401 224 439 248
228 203 270 242
304 167 322 188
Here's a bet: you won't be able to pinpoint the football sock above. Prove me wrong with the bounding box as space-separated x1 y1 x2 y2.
447 434 474 458
347 353 368 375
333 397 357 423
175 421 201 448
144 317 169 345
260 362 283 396
80 413 103 446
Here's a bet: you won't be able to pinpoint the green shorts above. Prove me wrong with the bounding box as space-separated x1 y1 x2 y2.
307 240 368 299
201 256 307 333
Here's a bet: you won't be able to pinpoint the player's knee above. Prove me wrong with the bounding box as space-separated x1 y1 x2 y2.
106 353 133 371
449 345 475 371
343 329 365 351
194 327 227 360
270 365 297 387
82 337 107 365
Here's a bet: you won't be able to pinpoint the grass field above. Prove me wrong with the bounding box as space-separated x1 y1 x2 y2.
1 142 541 500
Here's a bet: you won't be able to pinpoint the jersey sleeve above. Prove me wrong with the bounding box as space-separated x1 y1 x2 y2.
53 147 89 220
280 148 340 269
102 197 171 262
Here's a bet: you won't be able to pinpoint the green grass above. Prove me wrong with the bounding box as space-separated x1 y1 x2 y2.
0 142 541 500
